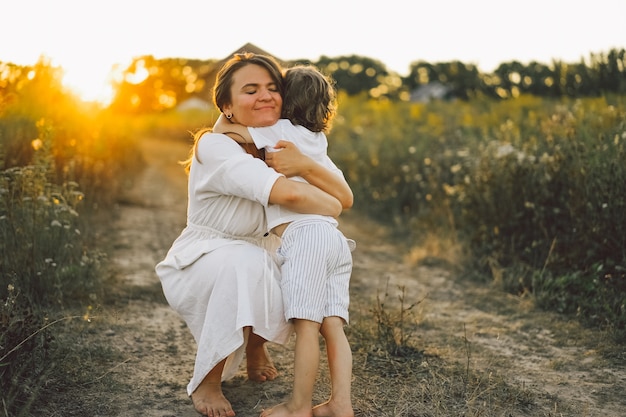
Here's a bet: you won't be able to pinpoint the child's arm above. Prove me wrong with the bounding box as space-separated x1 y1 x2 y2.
212 114 254 144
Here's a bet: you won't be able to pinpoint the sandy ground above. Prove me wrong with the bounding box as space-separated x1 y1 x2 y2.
96 136 625 417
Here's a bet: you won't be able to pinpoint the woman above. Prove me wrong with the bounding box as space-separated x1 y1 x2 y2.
155 53 346 417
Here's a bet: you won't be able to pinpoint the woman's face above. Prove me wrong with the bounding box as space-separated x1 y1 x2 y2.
223 64 283 127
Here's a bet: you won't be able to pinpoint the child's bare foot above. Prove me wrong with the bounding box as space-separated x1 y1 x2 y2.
191 382 236 417
246 341 278 382
260 402 312 417
312 399 354 417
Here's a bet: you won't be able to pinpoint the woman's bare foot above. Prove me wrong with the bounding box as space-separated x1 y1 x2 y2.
246 348 278 381
312 399 354 417
260 402 312 417
246 335 278 382
191 382 236 417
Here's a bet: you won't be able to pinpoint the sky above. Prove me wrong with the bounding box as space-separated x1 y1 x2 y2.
2 0 624 102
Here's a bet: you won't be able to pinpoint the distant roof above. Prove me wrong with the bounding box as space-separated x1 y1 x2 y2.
176 96 211 111
213 42 285 69
410 81 453 102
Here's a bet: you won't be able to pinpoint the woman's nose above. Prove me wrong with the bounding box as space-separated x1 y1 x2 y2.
258 88 272 100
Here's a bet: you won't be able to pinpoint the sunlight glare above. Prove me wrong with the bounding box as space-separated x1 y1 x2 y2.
60 60 115 105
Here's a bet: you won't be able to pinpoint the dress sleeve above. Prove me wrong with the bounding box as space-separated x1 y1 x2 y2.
192 133 283 206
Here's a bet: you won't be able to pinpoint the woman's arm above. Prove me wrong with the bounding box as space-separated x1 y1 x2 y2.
269 177 342 218
265 140 354 209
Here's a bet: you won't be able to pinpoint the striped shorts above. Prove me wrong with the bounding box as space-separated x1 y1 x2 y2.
277 219 353 324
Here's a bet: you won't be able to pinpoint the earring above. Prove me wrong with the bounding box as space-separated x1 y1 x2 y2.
226 113 232 119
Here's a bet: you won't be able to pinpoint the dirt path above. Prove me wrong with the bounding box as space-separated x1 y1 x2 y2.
100 136 625 417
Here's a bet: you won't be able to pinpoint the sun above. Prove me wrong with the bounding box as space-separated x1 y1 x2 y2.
60 60 116 105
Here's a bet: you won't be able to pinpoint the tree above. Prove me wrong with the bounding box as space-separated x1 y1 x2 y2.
109 56 216 114
315 55 401 98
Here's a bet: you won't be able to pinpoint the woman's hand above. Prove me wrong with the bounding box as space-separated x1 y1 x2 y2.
264 140 314 177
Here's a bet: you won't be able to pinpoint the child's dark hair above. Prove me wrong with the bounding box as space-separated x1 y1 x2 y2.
282 65 337 133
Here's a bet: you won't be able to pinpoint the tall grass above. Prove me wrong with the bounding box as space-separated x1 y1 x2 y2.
330 93 626 338
1 60 143 416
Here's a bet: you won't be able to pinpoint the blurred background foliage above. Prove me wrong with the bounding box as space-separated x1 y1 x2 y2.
106 46 625 111
1 47 625 415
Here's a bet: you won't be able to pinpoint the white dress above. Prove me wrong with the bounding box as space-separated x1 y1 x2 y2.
155 133 293 396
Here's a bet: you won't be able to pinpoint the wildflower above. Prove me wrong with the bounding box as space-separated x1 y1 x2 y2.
70 191 84 201
443 184 456 196
83 305 93 322
539 152 553 164
496 144 515 158
51 220 62 227
31 138 43 151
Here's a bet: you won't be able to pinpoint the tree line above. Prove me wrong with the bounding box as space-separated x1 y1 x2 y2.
109 47 625 113
1 48 624 114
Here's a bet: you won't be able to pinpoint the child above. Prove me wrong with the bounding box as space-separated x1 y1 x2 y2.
215 64 355 417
